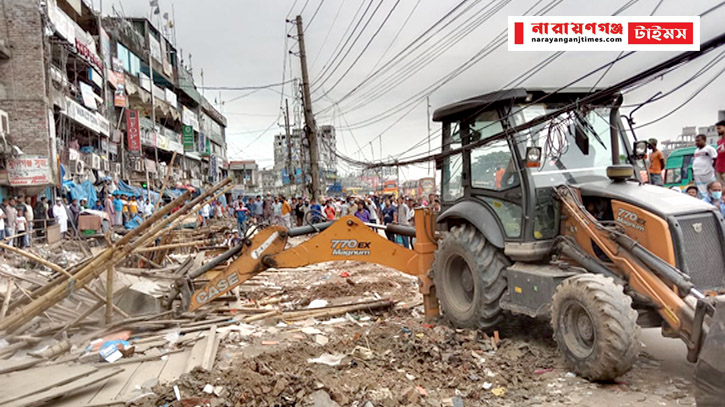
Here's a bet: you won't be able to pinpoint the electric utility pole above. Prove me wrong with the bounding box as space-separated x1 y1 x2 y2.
295 15 321 201
284 98 293 196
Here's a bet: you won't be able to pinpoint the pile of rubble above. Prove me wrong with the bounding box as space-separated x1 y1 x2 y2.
0 178 698 407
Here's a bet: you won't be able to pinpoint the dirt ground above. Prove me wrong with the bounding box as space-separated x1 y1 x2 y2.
141 255 697 407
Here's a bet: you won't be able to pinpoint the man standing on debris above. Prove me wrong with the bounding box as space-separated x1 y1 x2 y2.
201 201 211 226
648 139 665 186
5 198 17 245
52 198 68 236
715 120 725 182
281 196 292 228
693 134 718 197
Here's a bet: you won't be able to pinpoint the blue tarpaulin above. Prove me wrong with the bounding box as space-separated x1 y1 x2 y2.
116 180 159 203
62 180 98 208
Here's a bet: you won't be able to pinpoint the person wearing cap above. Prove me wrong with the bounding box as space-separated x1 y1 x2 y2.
52 198 69 236
648 138 664 186
113 194 123 226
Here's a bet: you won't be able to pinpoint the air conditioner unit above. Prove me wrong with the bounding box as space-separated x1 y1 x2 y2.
0 109 8 135
114 163 121 174
69 159 85 174
100 159 109 172
158 162 167 176
133 160 143 172
91 154 101 170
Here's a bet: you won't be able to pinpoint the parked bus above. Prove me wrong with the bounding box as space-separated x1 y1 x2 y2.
382 180 398 196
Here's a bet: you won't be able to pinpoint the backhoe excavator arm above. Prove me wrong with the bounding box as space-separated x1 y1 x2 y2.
555 185 723 360
174 209 439 319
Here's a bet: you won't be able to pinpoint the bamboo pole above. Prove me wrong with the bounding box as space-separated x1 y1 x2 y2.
134 240 210 253
0 180 231 333
1 278 13 319
105 265 113 325
0 242 129 319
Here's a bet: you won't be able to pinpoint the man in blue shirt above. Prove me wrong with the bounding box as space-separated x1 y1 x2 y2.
382 197 397 242
112 194 123 226
310 199 323 223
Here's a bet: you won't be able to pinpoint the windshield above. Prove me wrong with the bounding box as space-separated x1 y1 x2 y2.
513 104 623 187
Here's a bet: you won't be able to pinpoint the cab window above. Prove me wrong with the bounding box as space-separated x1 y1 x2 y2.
470 138 519 191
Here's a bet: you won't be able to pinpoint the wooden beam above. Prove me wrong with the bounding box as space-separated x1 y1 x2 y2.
105 265 113 325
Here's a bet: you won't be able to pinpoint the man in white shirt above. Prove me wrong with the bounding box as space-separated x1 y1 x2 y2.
201 202 211 226
693 134 718 196
52 199 68 236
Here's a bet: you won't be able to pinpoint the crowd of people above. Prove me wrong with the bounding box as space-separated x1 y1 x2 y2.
226 192 441 248
648 121 725 216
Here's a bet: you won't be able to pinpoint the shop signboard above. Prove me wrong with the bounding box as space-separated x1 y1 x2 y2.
8 156 52 186
183 125 194 151
126 109 141 153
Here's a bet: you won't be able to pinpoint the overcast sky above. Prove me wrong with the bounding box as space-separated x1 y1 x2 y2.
102 0 725 181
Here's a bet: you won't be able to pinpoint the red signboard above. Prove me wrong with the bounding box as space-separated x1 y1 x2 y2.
627 22 693 45
126 109 141 153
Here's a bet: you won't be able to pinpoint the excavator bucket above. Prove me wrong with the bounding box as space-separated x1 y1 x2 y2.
694 300 725 407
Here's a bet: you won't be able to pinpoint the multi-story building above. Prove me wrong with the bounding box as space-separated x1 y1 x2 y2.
0 0 227 201
229 160 258 188
318 125 338 191
272 125 338 195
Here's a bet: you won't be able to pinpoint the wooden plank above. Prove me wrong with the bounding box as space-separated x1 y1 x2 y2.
157 348 192 384
115 359 166 402
0 359 41 374
184 336 208 373
199 325 217 371
4 368 122 407
0 364 97 404
84 363 142 405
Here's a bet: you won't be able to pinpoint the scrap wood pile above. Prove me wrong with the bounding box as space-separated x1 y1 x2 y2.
0 177 406 407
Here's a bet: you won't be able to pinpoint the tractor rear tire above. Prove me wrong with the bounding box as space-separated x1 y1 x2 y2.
551 274 640 381
432 224 508 330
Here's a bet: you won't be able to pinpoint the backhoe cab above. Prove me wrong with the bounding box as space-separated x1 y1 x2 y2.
431 88 725 405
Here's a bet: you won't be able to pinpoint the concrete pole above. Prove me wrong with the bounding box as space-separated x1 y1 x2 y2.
284 99 293 197
295 15 321 201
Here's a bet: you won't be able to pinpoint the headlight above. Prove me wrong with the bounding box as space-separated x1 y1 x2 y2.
633 140 648 157
526 147 542 167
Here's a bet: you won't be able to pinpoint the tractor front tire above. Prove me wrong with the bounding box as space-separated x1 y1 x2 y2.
432 224 508 329
551 274 640 381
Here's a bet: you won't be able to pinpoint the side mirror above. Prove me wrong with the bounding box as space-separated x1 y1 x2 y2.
633 140 649 159
526 147 542 168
